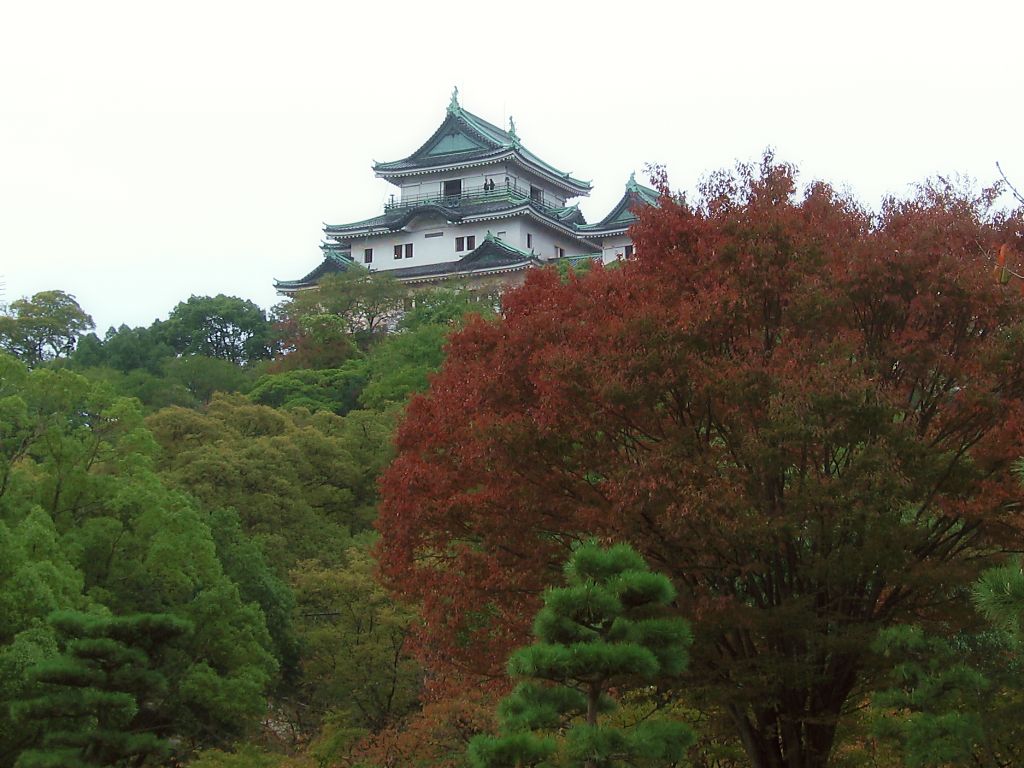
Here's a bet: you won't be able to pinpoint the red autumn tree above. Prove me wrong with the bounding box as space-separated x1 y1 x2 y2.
377 155 1024 768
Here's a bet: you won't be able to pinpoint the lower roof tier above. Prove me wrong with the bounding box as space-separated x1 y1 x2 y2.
274 233 599 294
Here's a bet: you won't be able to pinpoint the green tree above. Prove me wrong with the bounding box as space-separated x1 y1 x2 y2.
13 611 191 768
974 555 1024 640
357 323 450 411
0 355 279 754
0 291 94 366
860 617 1024 768
274 267 405 363
162 354 255 403
0 507 85 765
288 546 421 744
147 395 391 570
398 286 493 331
248 362 368 415
98 324 175 374
162 295 274 365
468 542 694 768
207 507 298 679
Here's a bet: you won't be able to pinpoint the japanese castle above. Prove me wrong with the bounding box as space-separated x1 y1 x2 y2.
275 89 659 295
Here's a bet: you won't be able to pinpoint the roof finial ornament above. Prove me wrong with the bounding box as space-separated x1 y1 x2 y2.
448 86 460 114
508 115 520 147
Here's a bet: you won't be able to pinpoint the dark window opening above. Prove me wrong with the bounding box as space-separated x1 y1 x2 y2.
466 235 475 250
624 244 634 258
364 248 373 264
404 243 413 259
393 245 402 259
530 185 543 204
443 179 462 197
526 233 533 249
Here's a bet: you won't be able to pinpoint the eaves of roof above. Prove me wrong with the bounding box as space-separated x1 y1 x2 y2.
373 106 591 195
323 199 600 245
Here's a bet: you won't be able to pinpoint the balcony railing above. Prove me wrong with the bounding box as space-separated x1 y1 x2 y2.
384 181 562 213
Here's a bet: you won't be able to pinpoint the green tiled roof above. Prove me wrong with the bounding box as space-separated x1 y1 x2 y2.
373 96 591 196
323 195 596 243
274 249 352 292
578 173 661 234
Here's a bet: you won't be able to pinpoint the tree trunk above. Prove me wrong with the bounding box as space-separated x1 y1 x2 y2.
727 667 856 768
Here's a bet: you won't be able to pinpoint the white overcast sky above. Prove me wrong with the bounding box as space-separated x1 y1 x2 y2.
1 0 1021 333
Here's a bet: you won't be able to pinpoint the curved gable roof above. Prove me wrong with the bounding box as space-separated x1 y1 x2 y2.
374 96 591 196
579 173 661 234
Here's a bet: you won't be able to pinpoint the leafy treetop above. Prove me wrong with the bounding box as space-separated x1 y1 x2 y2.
378 156 1024 768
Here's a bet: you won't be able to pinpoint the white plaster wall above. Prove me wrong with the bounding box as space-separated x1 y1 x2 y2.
525 228 571 261
484 219 524 251
350 220 515 273
600 234 635 264
340 213 601 275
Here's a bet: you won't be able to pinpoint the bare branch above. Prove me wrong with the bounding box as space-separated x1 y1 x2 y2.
997 162 1024 206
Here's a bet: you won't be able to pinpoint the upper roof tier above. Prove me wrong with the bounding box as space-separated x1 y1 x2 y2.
323 184 596 244
373 89 592 198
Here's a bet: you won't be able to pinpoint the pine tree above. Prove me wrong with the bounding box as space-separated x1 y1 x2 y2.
468 542 694 768
12 611 191 768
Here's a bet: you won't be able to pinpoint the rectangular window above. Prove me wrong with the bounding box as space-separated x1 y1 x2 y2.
555 246 565 259
466 235 475 250
364 248 373 264
526 233 533 249
394 244 403 259
456 236 464 251
624 244 634 258
404 243 413 259
443 179 462 197
530 185 543 204
424 231 443 239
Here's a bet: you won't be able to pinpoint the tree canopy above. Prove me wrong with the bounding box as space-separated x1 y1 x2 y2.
162 295 274 365
0 355 279 764
378 158 1024 768
468 542 693 768
0 291 94 366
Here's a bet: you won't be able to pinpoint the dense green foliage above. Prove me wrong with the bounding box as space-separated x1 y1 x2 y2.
0 279 481 765
162 295 275 365
469 542 694 768
0 291 95 366
13 611 191 768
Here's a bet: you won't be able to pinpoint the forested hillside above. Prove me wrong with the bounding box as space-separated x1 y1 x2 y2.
2 158 1024 768
0 268 489 767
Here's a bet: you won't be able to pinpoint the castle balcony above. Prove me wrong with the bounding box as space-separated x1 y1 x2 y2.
385 180 557 214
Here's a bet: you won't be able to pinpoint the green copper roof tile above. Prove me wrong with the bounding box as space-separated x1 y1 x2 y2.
578 175 661 233
374 99 591 194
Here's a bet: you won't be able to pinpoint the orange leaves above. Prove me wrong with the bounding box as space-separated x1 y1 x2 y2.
992 242 1023 290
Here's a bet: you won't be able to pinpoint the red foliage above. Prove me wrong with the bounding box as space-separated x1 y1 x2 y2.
377 156 1024 768
343 688 495 768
